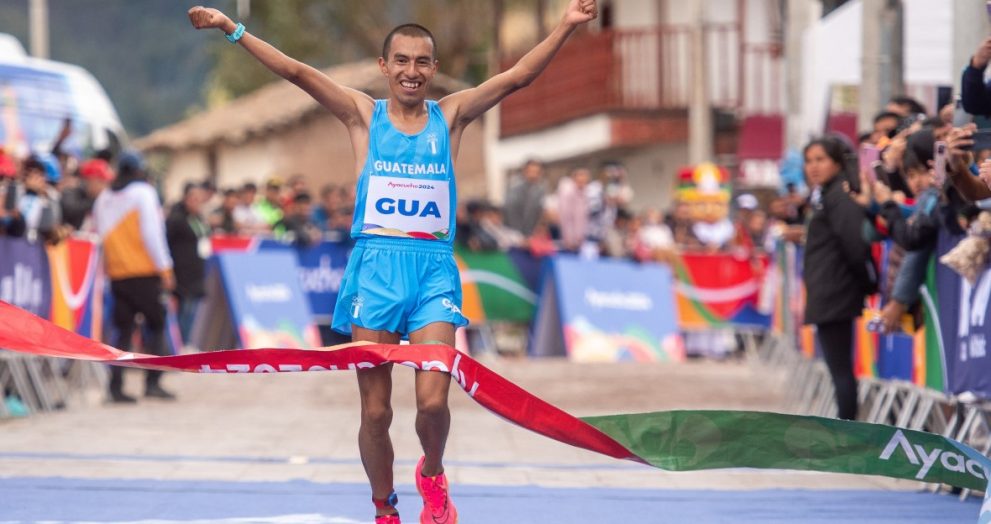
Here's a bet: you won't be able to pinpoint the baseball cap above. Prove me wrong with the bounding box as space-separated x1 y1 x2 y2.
118 150 146 174
0 150 16 178
80 158 114 181
736 193 759 210
36 153 61 184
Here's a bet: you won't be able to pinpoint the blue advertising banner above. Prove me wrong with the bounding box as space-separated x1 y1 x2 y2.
257 240 350 326
216 251 320 349
936 230 991 399
0 237 51 318
530 255 684 362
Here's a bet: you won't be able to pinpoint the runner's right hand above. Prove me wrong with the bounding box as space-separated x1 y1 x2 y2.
188 6 234 32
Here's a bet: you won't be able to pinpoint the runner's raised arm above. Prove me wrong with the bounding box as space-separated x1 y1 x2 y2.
187 6 372 129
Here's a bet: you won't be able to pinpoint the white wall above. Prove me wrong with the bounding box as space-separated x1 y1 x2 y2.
612 0 662 28
622 143 687 212
799 0 954 142
491 114 614 191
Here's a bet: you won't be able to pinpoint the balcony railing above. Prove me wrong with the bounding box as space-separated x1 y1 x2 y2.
499 25 783 137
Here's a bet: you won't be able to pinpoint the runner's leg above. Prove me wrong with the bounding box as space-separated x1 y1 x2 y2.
409 322 455 476
353 325 401 516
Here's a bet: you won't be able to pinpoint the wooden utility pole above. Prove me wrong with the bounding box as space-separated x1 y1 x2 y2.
29 0 49 59
689 1 713 164
785 0 820 149
859 0 903 130
486 0 508 203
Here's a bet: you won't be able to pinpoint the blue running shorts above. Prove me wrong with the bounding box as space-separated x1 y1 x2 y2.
332 237 469 337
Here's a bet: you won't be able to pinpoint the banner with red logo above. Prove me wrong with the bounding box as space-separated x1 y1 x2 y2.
673 253 770 330
46 237 103 340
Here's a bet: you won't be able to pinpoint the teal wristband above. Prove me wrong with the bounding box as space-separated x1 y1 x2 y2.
225 22 245 44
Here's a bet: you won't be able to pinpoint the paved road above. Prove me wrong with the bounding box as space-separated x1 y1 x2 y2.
0 358 981 522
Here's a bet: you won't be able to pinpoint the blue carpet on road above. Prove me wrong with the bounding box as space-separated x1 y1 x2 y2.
0 477 980 523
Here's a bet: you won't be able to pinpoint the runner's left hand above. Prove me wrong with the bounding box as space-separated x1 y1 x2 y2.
565 0 598 26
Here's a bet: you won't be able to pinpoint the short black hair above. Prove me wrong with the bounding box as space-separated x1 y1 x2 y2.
293 192 312 204
873 111 901 125
889 95 927 116
242 182 257 192
922 115 946 129
382 23 436 60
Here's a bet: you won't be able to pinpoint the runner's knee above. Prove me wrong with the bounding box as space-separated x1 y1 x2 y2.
416 395 449 417
361 403 393 433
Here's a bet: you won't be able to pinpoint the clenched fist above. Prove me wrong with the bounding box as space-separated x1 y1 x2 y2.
188 6 235 33
564 0 598 26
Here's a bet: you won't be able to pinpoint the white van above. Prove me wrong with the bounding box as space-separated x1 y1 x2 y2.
0 33 126 157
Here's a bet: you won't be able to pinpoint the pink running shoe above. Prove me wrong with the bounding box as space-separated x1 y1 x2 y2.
415 456 458 524
373 492 401 524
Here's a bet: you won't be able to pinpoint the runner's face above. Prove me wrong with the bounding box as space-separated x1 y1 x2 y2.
380 34 437 107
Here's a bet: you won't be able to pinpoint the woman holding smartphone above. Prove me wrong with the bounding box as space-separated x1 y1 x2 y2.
802 136 876 421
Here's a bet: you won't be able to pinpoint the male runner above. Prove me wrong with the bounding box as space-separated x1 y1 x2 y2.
189 3 598 522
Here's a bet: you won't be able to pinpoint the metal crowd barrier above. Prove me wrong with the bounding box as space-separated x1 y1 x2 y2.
0 351 108 419
752 330 990 502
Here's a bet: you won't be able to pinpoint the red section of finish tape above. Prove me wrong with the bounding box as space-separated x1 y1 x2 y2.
0 300 640 464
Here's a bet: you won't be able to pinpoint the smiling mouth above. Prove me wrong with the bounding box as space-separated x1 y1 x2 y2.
400 80 422 90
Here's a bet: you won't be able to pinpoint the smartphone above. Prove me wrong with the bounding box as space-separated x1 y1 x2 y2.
869 161 885 185
965 129 991 152
934 141 948 187
859 144 880 179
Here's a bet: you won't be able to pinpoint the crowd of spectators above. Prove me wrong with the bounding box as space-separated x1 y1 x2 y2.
789 35 991 421
457 158 811 266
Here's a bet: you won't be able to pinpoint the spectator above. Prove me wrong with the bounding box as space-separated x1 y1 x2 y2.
61 158 114 231
596 161 634 241
457 200 499 252
600 207 633 259
233 182 268 234
92 151 176 403
503 159 547 237
869 111 901 144
962 37 991 116
313 183 342 232
328 206 354 243
733 193 760 253
479 203 525 251
802 136 875 421
275 192 321 247
670 200 702 249
209 188 240 234
873 151 940 334
166 182 210 345
9 155 62 243
948 125 991 201
253 178 284 229
526 219 557 257
635 208 675 261
200 178 218 207
282 174 308 208
886 95 927 119
557 167 593 253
